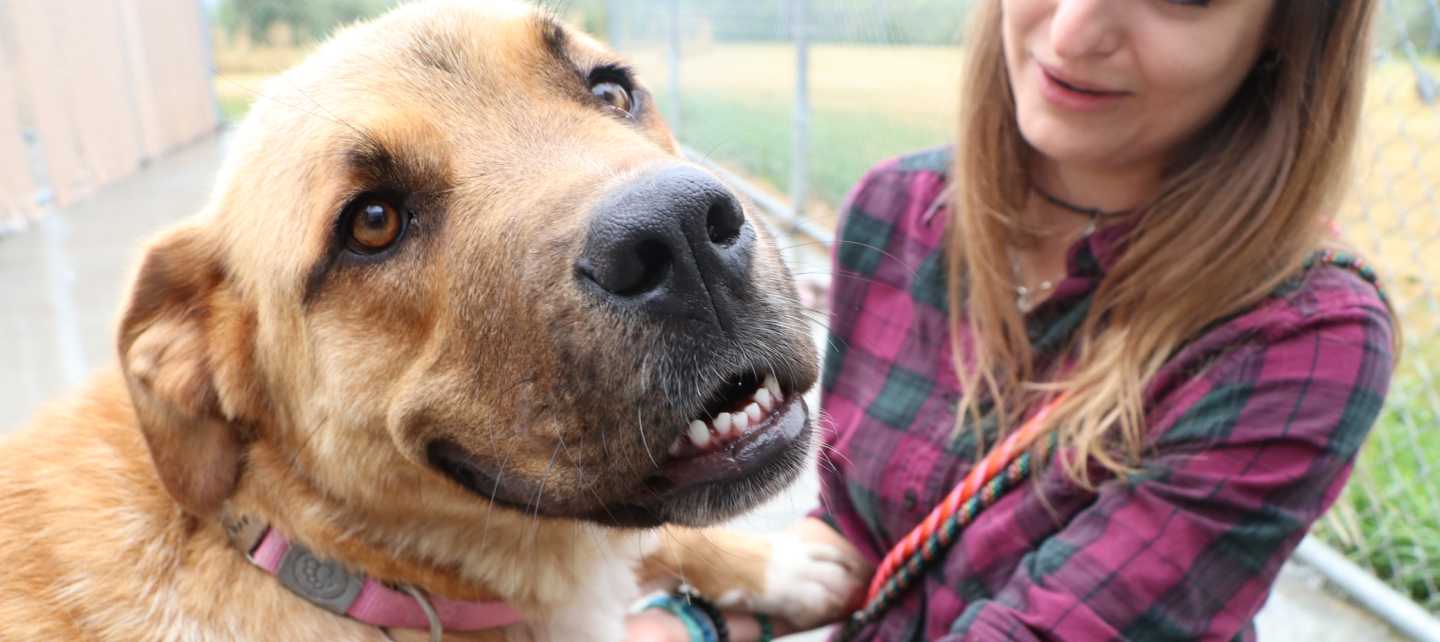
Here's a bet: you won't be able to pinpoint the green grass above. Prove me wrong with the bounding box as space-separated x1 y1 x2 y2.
659 90 953 213
219 96 255 123
1318 351 1440 609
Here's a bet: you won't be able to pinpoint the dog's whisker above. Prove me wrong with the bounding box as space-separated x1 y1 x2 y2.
206 65 356 132
550 407 579 470
600 422 611 465
636 408 660 470
278 71 378 147
480 415 528 556
527 442 563 572
263 150 360 183
574 428 586 494
768 212 842 238
286 413 331 480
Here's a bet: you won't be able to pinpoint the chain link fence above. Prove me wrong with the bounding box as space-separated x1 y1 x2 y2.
1325 0 1440 614
590 0 1440 616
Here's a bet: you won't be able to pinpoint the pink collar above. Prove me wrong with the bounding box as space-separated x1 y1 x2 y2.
232 517 524 632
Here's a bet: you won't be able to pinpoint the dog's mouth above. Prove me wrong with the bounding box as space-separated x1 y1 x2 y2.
425 367 810 525
660 372 803 477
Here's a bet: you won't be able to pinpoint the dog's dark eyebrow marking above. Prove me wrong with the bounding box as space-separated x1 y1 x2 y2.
345 136 453 205
531 13 645 121
535 14 594 97
537 14 570 66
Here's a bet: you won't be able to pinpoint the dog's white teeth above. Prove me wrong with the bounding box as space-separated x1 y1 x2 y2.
764 374 781 399
732 411 749 434
669 439 682 455
744 402 762 424
754 387 773 412
714 412 733 435
688 419 711 447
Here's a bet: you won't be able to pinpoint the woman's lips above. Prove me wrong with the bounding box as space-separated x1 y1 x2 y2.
1035 65 1128 113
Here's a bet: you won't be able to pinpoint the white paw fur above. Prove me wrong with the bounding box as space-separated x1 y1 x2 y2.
714 533 862 629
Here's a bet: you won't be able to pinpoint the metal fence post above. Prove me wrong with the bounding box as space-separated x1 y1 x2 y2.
194 0 223 136
667 0 682 140
875 0 889 44
607 0 623 52
790 0 810 219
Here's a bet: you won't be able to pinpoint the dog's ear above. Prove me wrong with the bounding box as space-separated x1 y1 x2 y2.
118 227 261 516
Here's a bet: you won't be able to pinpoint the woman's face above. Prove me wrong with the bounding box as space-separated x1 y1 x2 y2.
1003 0 1277 172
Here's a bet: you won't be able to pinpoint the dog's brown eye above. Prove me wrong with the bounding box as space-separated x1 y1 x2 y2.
348 200 403 253
591 82 631 115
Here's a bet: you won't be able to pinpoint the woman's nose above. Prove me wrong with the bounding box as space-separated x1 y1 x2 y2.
1048 0 1124 60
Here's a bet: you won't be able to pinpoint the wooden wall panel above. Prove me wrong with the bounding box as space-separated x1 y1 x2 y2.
10 0 88 206
0 42 35 235
53 0 142 187
132 0 216 151
0 0 216 214
114 0 164 162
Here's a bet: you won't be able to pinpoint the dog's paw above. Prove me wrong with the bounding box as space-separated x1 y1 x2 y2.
713 533 863 629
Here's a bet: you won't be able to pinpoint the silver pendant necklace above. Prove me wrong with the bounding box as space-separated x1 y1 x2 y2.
1011 250 1054 314
1012 188 1131 313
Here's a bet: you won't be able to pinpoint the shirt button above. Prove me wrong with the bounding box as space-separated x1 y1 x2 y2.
903 489 918 510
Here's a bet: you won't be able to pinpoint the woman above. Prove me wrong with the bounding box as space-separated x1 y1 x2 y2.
631 0 1395 639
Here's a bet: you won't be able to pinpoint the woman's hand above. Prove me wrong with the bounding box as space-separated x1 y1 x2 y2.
625 609 693 642
624 609 801 642
626 517 869 641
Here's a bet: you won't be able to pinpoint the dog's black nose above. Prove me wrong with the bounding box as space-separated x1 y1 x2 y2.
577 166 753 329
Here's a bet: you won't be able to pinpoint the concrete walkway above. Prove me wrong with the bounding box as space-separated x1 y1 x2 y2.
1 135 223 432
0 133 1413 642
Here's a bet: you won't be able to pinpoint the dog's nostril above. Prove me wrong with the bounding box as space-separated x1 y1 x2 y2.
610 239 672 297
706 200 743 246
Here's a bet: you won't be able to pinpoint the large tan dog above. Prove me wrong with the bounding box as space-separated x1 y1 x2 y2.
0 2 861 640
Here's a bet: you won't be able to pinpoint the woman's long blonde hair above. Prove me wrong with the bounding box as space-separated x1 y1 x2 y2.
949 0 1381 486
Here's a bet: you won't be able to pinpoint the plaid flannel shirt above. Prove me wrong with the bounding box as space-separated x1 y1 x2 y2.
811 147 1395 642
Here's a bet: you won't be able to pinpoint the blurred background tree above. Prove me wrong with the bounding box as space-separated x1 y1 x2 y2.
214 0 398 46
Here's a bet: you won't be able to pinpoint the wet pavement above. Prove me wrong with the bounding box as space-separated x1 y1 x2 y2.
1 135 223 433
0 132 1412 642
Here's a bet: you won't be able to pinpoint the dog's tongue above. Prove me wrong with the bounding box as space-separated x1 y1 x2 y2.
658 396 807 488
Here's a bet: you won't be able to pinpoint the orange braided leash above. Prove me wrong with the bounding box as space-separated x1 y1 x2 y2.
864 391 1071 603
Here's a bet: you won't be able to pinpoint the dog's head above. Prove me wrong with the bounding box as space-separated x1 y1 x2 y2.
117 0 817 530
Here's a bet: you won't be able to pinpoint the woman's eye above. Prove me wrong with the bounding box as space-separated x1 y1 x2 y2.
1165 0 1211 5
591 81 632 115
347 199 405 254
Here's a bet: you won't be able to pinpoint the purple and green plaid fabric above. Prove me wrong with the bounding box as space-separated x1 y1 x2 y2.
811 147 1395 642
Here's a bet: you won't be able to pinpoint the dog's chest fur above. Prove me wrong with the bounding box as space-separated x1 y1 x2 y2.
0 371 645 642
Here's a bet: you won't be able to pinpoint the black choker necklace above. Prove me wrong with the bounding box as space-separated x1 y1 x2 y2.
1033 186 1133 219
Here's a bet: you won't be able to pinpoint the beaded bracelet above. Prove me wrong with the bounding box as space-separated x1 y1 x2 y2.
640 590 727 642
640 593 716 642
754 612 774 642
677 589 730 642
